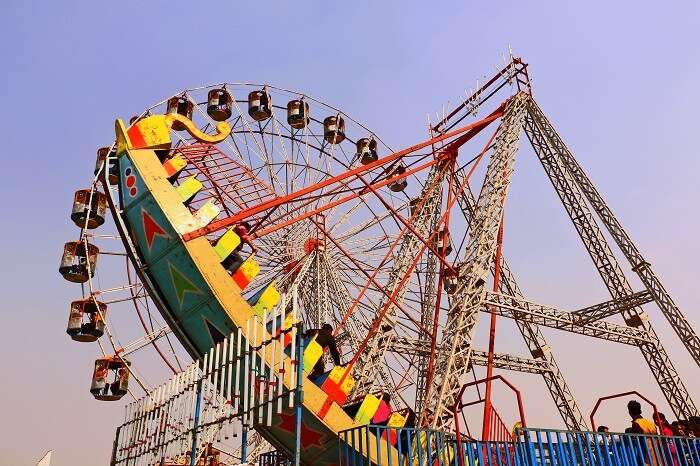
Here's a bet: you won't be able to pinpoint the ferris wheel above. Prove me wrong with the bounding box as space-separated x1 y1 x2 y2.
58 82 462 409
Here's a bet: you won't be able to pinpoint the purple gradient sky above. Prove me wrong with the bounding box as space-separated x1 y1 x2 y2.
1 1 700 464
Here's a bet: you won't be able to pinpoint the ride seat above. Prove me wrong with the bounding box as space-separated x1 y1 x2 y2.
343 394 382 425
231 255 260 290
162 153 187 180
247 282 281 317
320 365 355 405
175 175 203 204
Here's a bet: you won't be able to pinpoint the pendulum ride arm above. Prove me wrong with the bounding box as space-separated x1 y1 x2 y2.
483 292 651 345
392 337 553 374
414 147 444 412
458 184 588 430
524 98 698 418
352 163 447 397
427 93 528 430
527 98 700 366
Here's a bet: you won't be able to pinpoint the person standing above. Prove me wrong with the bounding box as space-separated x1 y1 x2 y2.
305 323 342 379
654 412 679 466
628 400 659 466
628 400 657 435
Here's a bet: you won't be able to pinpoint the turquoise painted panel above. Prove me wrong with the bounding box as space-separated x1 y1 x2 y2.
181 303 238 352
148 246 213 319
118 153 149 209
124 196 178 264
116 148 356 466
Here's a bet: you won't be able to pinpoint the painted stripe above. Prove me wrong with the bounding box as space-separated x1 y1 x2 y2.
127 126 146 149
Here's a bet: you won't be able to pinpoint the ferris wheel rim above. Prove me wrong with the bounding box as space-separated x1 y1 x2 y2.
139 81 394 153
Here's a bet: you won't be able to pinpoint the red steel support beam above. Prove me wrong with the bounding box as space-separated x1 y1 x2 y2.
182 107 504 241
419 128 500 419
338 127 499 388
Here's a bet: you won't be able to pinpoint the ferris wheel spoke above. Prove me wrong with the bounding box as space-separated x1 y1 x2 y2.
118 325 173 356
230 96 279 177
267 118 297 193
256 118 281 191
228 120 256 171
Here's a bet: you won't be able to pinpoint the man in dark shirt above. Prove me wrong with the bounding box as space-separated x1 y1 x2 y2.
306 323 342 379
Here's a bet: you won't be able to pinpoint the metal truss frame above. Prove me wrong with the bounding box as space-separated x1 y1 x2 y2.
458 182 587 430
422 58 699 429
428 92 529 429
521 96 697 418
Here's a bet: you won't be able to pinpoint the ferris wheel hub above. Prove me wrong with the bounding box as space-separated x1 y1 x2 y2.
303 238 325 254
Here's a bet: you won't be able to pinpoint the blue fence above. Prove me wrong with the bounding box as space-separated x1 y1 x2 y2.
519 428 700 466
338 425 700 466
339 425 467 466
259 450 292 466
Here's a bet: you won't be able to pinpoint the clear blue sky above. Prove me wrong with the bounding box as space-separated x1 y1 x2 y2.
1 1 699 465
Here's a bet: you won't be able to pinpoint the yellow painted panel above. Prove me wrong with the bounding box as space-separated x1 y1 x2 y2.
255 284 280 311
163 153 187 179
386 411 408 428
213 229 241 260
129 115 172 150
321 365 355 405
354 394 381 425
326 365 355 394
193 201 220 227
303 339 323 373
232 256 260 289
175 176 203 203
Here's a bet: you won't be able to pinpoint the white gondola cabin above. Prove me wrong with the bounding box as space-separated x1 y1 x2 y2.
437 228 452 256
409 198 421 216
166 96 194 130
71 189 107 229
207 88 233 121
248 89 272 121
443 268 459 295
387 164 408 192
357 137 378 165
67 298 106 342
59 241 99 283
287 99 309 129
324 115 346 144
95 146 119 185
91 357 130 401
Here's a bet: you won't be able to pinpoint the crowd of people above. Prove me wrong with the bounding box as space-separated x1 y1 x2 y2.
597 400 700 437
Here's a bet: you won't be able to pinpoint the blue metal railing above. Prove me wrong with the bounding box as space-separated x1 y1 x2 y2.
259 450 292 466
338 425 700 466
339 425 456 466
519 428 700 466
